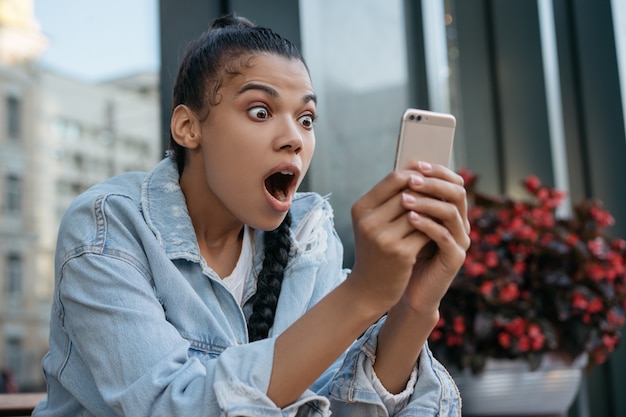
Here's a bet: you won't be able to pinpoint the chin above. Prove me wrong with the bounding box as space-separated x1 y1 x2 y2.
254 212 289 232
263 219 287 232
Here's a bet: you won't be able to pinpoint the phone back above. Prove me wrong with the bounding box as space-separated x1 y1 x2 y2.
394 109 456 170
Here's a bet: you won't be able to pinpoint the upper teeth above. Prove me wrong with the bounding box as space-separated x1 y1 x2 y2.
280 171 294 175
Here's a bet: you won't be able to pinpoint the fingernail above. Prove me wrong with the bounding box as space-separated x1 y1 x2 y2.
410 174 424 186
418 161 432 171
402 192 417 204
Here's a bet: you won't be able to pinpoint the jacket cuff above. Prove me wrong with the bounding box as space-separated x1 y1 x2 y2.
213 337 330 416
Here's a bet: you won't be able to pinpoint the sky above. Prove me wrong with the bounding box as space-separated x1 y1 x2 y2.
33 0 160 82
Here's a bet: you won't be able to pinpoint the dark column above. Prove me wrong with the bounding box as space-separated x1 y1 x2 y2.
554 1 626 416
452 0 554 195
451 0 503 193
159 0 226 153
403 0 430 111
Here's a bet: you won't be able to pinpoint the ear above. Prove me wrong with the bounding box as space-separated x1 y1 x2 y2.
171 104 201 149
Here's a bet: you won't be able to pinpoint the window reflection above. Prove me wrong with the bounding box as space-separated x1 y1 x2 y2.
299 0 409 264
612 0 626 137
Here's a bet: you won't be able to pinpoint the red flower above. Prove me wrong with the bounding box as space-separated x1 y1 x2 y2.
587 298 604 314
572 293 588 310
531 334 545 351
537 188 549 202
505 317 526 337
518 335 531 352
498 283 520 303
590 205 615 227
430 329 443 342
485 234 501 246
458 167 476 187
465 261 487 277
587 238 606 257
428 170 626 375
602 334 618 352
566 233 579 246
612 238 626 251
524 175 541 193
593 348 608 365
608 309 625 327
586 264 605 282
485 251 499 268
453 316 466 334
498 332 512 348
480 281 494 296
446 334 463 347
513 260 527 275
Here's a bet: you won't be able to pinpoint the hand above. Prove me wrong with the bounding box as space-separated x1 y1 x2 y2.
398 161 471 314
347 168 435 314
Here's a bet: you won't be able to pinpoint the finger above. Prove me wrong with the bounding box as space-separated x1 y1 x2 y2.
402 161 465 186
404 173 470 234
353 170 416 216
403 196 470 251
407 210 469 267
356 192 429 246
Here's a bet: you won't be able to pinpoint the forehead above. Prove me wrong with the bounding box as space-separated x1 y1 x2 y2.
220 53 313 94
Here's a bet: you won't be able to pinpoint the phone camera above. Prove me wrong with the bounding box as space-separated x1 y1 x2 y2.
416 115 422 121
409 114 415 121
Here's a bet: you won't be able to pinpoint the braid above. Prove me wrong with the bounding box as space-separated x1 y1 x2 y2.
247 212 292 342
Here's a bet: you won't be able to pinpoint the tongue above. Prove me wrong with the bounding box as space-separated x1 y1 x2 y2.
274 189 287 202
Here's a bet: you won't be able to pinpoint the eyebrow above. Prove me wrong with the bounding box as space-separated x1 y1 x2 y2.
236 82 317 105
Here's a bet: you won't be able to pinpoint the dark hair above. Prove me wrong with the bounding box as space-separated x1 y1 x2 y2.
247 211 292 342
170 14 303 341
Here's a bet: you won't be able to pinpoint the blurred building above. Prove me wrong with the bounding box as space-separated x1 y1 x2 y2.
0 0 160 390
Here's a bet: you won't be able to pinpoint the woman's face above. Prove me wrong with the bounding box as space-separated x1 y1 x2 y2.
192 53 316 231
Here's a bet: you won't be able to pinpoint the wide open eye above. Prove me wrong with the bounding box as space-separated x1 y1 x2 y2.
248 106 270 120
297 114 316 130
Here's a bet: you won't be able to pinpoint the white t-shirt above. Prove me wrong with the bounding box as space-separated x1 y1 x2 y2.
222 225 254 305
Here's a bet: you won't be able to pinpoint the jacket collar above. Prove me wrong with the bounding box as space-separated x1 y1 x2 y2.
141 157 201 261
141 157 330 264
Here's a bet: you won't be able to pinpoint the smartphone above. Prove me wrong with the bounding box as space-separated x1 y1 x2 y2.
393 108 456 171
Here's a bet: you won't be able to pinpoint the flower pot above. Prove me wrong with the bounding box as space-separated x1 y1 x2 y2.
451 354 587 416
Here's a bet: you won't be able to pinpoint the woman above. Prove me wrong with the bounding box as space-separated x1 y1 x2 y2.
34 14 469 416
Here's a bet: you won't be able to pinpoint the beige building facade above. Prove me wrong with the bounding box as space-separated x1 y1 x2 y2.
0 0 161 390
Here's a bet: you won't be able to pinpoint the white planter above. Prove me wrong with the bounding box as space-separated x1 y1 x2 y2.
452 354 587 416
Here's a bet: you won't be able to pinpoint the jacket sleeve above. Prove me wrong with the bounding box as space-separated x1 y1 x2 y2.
311 318 462 417
56 252 295 416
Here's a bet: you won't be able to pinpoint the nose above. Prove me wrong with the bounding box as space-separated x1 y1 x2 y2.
275 116 303 154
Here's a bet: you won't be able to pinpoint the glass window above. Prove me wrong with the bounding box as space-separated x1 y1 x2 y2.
299 0 409 264
612 0 626 137
65 120 82 142
4 337 23 375
5 174 22 213
6 254 23 296
6 95 21 139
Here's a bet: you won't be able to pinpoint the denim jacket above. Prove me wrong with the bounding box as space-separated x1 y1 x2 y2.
33 157 461 417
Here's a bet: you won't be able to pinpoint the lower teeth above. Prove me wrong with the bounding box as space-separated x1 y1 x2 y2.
275 190 286 202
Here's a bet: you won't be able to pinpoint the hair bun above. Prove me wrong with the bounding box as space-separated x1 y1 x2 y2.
210 13 256 29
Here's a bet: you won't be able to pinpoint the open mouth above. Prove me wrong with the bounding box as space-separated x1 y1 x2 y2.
265 170 296 202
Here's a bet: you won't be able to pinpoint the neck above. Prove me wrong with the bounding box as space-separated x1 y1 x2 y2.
179 164 245 277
